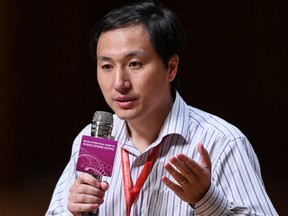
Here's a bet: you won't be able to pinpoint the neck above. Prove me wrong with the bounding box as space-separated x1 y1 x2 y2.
127 98 173 153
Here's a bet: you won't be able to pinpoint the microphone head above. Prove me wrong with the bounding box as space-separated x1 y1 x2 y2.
91 111 113 138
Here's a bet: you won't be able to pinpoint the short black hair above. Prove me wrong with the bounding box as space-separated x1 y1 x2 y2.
90 0 185 97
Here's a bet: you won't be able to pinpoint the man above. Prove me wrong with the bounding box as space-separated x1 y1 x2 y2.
46 1 278 215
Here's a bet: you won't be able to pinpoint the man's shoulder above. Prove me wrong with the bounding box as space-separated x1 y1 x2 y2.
186 105 245 140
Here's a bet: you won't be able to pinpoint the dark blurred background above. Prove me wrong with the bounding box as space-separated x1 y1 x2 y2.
0 0 287 215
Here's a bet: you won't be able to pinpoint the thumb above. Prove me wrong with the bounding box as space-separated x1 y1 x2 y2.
197 143 211 170
100 181 109 191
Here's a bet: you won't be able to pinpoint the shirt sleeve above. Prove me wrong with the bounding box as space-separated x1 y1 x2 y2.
45 125 90 216
194 137 279 216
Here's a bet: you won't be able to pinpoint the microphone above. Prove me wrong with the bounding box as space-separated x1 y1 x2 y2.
90 111 113 182
77 111 116 216
91 111 113 139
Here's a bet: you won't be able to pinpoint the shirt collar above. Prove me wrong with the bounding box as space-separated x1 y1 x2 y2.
157 91 190 142
114 91 190 148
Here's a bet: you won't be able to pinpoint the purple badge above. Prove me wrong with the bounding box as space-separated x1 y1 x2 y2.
76 135 118 177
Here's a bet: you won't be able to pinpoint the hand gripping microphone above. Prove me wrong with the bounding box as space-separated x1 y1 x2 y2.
77 111 116 216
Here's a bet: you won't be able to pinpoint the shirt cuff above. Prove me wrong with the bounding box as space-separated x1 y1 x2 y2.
194 184 229 215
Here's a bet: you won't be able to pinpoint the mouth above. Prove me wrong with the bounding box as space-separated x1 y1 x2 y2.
114 96 136 109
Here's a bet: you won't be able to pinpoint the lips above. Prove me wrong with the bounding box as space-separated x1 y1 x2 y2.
114 96 136 109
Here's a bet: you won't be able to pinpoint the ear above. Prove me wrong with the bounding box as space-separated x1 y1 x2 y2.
167 54 179 82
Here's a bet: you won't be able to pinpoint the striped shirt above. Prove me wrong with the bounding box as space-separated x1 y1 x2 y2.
46 92 278 216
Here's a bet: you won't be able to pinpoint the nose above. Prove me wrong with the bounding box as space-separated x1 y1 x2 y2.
114 66 131 92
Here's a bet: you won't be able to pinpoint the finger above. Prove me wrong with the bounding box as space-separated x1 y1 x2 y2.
78 173 101 188
161 175 183 193
68 202 98 214
164 160 183 183
72 191 105 204
164 161 188 186
176 144 211 176
197 143 211 168
170 154 198 179
76 183 106 199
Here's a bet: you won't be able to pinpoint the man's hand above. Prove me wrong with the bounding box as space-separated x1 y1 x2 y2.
67 173 109 216
162 143 211 205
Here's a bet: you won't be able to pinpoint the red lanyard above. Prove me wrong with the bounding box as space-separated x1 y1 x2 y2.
121 145 160 216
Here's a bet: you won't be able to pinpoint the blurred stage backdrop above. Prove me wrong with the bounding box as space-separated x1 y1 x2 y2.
0 0 287 215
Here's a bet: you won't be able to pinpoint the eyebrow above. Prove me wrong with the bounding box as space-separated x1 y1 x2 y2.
97 50 145 62
97 56 111 62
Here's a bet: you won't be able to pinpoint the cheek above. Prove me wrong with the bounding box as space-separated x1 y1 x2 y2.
149 72 169 91
97 73 110 91
97 77 104 90
139 77 164 102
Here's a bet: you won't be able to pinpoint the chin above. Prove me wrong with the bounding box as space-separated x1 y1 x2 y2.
114 109 136 121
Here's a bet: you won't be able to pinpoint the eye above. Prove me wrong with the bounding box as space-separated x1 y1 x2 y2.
128 61 142 69
101 64 113 71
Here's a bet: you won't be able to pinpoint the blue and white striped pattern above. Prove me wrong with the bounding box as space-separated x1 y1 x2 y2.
46 92 278 215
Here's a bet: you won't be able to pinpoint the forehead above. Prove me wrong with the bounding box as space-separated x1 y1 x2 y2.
98 24 151 46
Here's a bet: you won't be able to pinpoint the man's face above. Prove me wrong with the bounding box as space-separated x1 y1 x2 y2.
96 24 178 123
